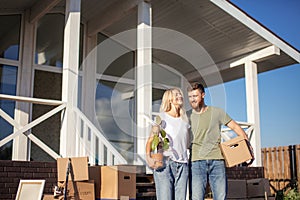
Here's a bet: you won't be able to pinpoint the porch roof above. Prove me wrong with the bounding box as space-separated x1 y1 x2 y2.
2 0 299 86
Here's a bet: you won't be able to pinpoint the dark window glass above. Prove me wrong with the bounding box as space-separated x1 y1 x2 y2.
0 15 21 60
0 65 18 160
31 70 62 161
36 14 84 68
79 23 84 70
36 14 64 67
97 33 135 79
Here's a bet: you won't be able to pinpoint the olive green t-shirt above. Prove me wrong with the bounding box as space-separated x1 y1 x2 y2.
189 106 232 161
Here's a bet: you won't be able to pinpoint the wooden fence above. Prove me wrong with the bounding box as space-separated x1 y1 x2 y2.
262 145 300 195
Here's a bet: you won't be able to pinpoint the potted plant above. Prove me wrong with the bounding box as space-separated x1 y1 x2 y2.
147 115 169 169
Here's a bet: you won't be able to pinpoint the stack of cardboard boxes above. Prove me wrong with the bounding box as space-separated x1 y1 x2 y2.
89 165 136 200
220 137 273 199
227 178 274 200
56 157 95 200
43 157 136 200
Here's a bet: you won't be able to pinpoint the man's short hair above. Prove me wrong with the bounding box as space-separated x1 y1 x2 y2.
187 82 205 93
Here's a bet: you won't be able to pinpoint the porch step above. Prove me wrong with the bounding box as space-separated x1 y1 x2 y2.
136 172 156 200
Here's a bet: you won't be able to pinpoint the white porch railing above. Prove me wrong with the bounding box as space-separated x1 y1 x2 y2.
0 94 127 165
0 94 65 159
73 107 127 165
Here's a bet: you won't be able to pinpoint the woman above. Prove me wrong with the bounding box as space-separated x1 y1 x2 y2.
145 88 190 200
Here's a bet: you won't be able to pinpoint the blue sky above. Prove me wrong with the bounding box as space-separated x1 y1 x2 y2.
210 0 300 148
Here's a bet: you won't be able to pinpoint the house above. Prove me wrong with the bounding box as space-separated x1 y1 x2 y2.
0 0 299 168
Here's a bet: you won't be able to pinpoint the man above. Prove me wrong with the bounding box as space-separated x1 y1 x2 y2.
187 82 251 200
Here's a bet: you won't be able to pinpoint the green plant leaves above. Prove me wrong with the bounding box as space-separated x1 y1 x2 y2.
163 138 169 150
151 134 160 151
155 115 162 125
151 116 170 151
160 129 166 138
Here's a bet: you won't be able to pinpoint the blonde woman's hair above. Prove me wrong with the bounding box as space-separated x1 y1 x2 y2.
159 88 188 122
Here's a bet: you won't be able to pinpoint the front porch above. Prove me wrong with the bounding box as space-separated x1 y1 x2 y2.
1 0 299 167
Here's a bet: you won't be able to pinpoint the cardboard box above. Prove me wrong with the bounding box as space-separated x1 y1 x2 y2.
227 179 247 199
101 165 136 200
88 165 102 199
67 181 95 200
220 136 253 167
247 178 271 198
56 181 95 200
42 194 60 200
57 157 89 182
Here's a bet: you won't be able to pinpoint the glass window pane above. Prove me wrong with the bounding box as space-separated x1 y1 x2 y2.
152 62 181 87
79 23 84 71
97 33 135 79
35 14 64 67
152 88 164 113
0 15 21 60
31 70 62 161
0 65 18 160
95 80 135 163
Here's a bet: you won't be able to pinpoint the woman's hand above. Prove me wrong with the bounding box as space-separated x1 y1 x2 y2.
146 154 157 169
151 125 160 136
146 154 163 170
145 125 162 169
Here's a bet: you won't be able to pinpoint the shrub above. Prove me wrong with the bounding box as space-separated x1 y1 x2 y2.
284 189 300 200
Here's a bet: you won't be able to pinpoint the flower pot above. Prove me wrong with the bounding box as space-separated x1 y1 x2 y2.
151 153 164 169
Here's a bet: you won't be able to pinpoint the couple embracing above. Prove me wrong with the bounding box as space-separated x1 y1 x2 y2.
146 82 250 200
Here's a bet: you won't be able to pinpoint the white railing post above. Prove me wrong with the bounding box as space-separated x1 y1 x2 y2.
90 133 96 166
98 140 104 165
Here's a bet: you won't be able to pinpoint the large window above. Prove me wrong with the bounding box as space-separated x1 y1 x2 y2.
0 15 21 60
0 65 18 160
96 33 136 163
95 80 135 163
32 13 84 161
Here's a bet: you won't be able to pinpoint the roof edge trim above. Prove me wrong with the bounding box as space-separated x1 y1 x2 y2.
210 0 300 63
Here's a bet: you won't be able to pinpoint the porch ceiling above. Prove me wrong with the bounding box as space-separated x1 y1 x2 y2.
2 0 299 87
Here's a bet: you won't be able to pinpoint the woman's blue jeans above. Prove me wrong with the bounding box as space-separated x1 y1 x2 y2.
153 159 188 200
190 160 227 200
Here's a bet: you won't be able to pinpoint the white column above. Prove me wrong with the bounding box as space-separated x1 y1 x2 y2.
245 61 262 166
136 1 152 164
60 0 81 157
12 11 35 161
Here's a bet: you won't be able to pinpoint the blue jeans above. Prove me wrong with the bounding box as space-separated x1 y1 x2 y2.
190 160 227 200
153 159 188 200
